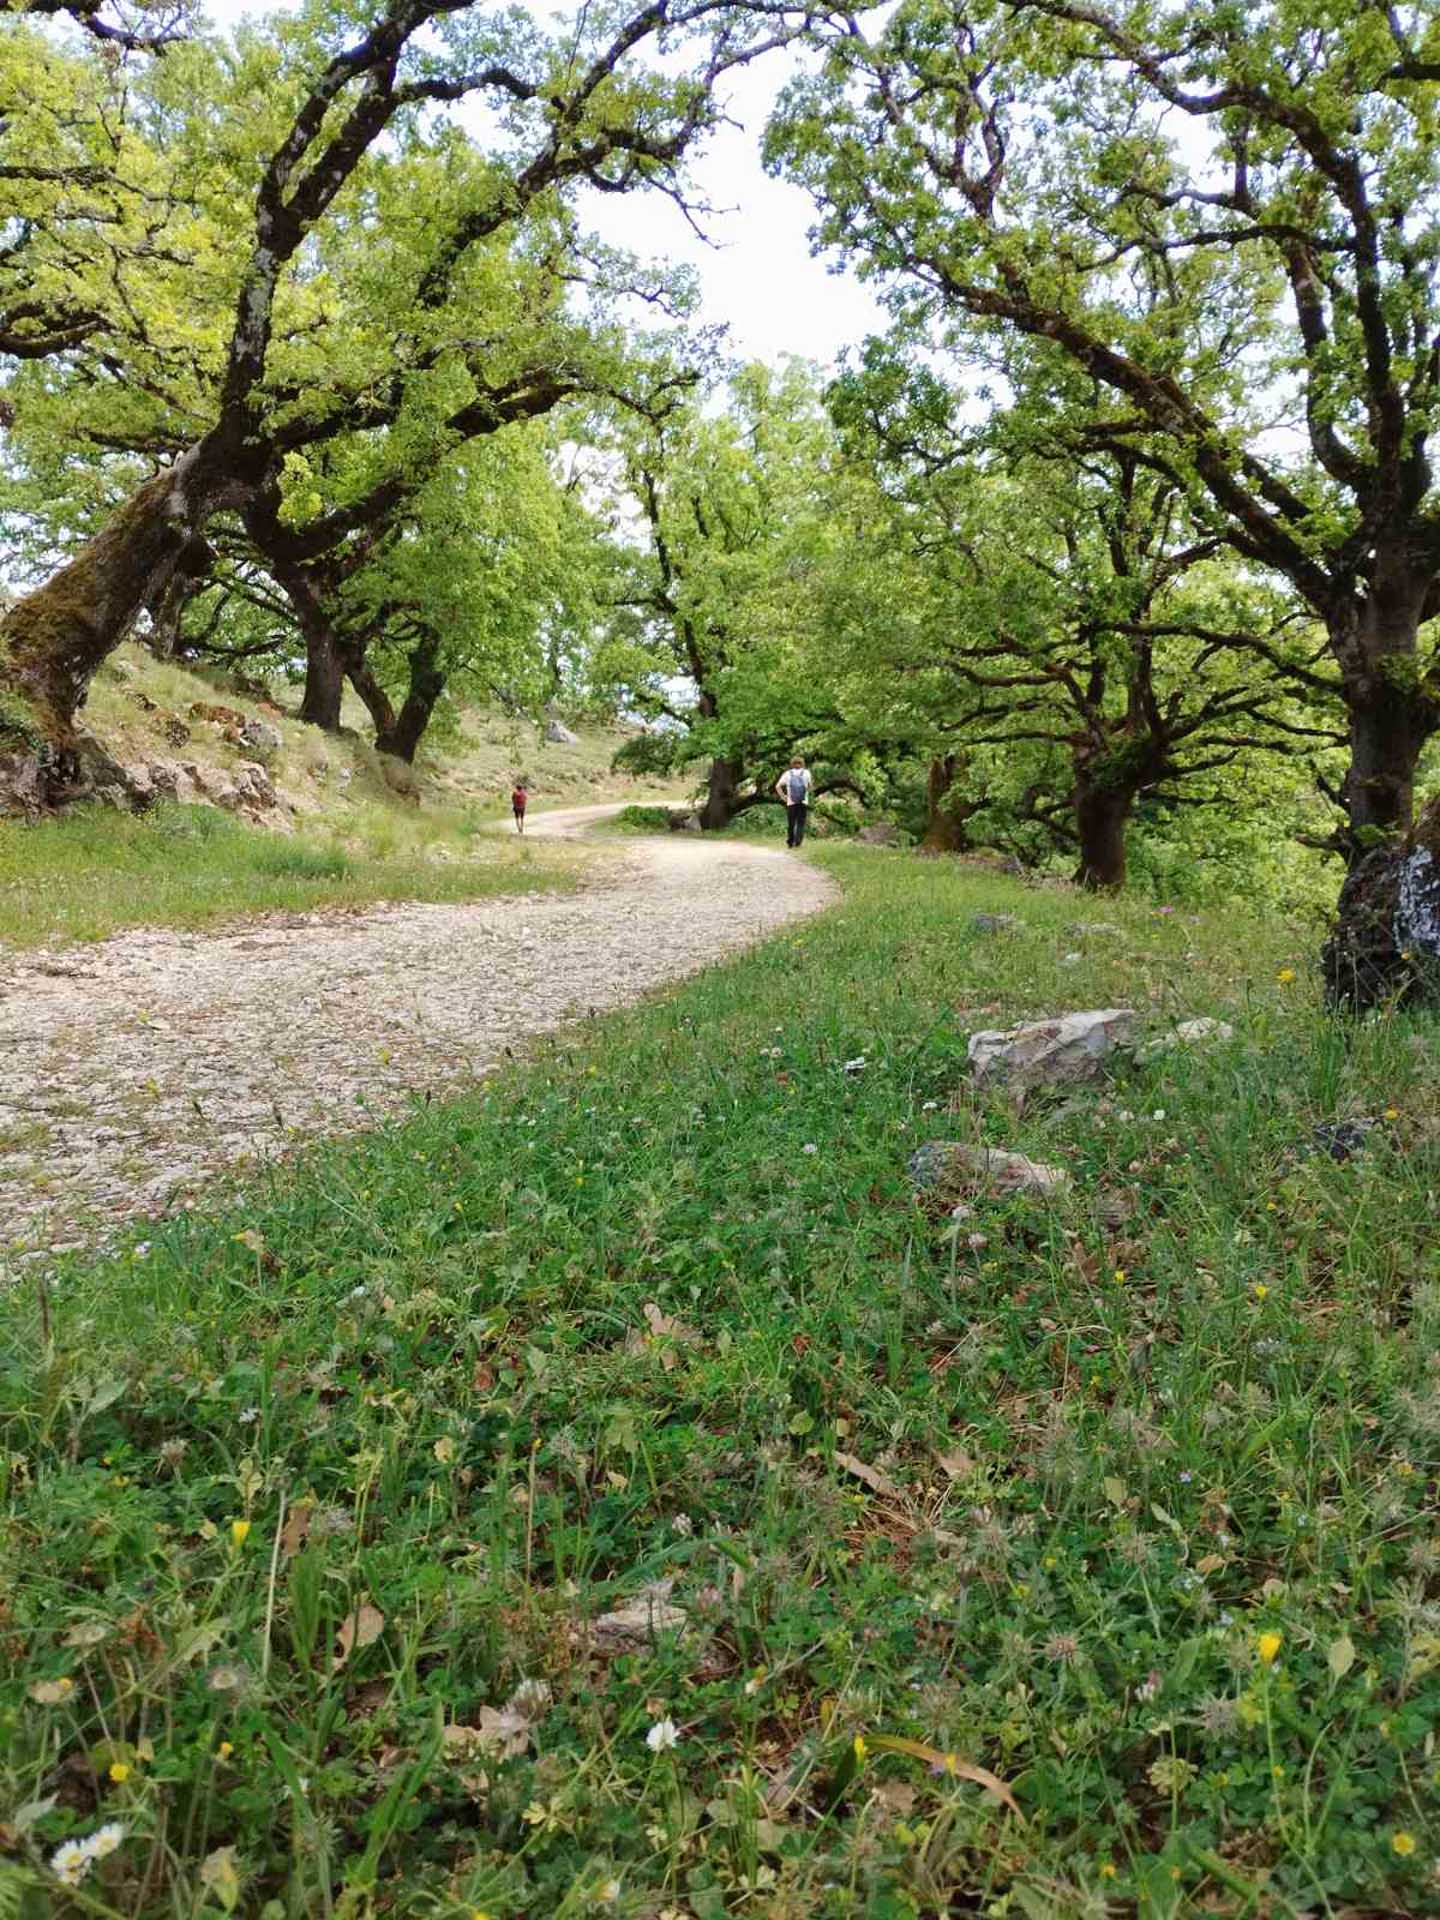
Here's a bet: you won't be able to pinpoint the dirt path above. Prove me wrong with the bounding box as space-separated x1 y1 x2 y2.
0 807 835 1256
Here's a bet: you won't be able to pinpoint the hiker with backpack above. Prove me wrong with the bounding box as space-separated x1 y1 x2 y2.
775 755 813 847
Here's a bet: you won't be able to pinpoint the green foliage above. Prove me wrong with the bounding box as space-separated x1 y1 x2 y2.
3 854 1437 1912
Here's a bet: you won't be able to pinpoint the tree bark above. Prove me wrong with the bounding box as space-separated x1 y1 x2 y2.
1073 781 1135 890
1328 583 1437 854
0 448 224 751
922 754 978 851
374 637 446 763
1324 795 1440 1010
143 535 214 660
698 754 745 830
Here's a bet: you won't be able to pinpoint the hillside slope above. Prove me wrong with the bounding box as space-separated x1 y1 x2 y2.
81 644 680 834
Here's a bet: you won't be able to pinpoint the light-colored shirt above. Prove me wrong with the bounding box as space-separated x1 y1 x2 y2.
782 768 813 804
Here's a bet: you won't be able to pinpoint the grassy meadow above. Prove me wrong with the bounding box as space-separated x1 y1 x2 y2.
2 849 1438 1917
0 803 581 948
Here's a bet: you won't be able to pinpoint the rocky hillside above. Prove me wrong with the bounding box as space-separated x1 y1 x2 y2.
81 646 678 834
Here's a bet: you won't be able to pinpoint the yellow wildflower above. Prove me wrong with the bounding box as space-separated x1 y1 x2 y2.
1276 967 1296 985
230 1519 251 1548
1254 1283 1269 1301
1256 1631 1282 1666
1392 1831 1417 1857
218 1741 233 1759
108 1762 130 1784
853 1734 867 1761
1099 1863 1117 1880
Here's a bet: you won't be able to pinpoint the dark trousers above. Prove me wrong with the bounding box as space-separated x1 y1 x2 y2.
786 801 809 847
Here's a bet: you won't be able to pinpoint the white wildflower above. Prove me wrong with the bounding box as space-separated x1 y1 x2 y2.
645 1718 680 1752
843 1057 867 1075
85 1822 125 1861
802 1142 818 1155
49 1840 91 1886
671 1513 694 1537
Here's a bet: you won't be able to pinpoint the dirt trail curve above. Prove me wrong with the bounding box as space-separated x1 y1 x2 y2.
0 805 834 1256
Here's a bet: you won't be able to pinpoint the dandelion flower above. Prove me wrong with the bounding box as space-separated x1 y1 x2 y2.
107 1761 130 1784
217 1741 233 1759
1253 1283 1269 1301
1256 1631 1282 1666
230 1519 250 1547
1277 967 1296 985
1392 1831 1417 1857
645 1718 680 1752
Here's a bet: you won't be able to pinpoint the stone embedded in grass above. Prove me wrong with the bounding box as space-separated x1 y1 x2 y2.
1136 1015 1236 1062
1067 920 1122 937
967 1009 1137 1091
1310 1118 1380 1163
910 1140 1070 1197
589 1580 688 1652
971 911 1023 934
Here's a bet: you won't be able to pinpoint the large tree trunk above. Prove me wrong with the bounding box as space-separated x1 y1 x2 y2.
0 448 221 753
698 754 744 830
1073 781 1135 890
1324 794 1440 1010
374 638 446 763
923 753 978 851
1329 585 1437 855
300 626 347 730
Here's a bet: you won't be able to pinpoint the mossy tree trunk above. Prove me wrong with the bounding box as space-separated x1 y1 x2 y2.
0 450 222 753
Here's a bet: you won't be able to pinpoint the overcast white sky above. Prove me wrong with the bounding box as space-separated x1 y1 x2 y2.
203 0 889 369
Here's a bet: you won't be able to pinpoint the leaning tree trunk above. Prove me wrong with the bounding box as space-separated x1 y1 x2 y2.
1073 781 1135 890
698 754 744 830
922 754 978 852
374 637 446 763
0 449 220 755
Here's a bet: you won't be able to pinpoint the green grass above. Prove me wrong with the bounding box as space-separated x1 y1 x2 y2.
3 852 1438 1917
0 803 580 947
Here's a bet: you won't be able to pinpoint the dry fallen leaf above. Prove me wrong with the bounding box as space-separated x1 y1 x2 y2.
835 1451 903 1501
280 1504 312 1556
934 1448 975 1481
332 1602 385 1672
866 1735 1022 1818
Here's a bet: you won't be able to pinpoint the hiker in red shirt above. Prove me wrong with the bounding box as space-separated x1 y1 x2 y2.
511 781 528 833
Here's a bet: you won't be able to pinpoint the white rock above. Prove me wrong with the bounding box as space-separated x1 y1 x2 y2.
968 1009 1137 1090
930 1143 1070 1195
1136 1016 1236 1061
